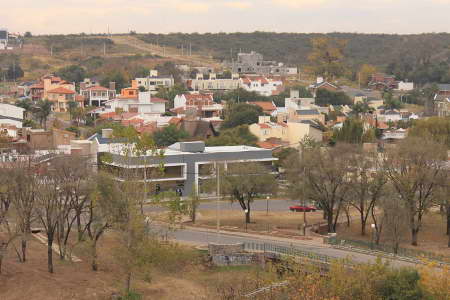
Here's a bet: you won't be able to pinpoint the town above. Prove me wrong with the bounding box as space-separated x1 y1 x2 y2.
0 25 449 300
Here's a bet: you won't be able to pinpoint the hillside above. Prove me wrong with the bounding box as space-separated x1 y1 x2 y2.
138 32 450 69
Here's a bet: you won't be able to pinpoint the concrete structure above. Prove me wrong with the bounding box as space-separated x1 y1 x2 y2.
0 103 24 128
240 75 284 97
225 51 297 75
309 78 340 97
0 28 8 50
92 138 277 196
434 95 450 117
249 116 323 148
133 70 174 94
187 73 240 91
396 81 414 91
25 128 77 150
377 110 402 123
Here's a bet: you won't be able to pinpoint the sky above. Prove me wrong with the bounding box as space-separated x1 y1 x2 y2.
3 0 450 35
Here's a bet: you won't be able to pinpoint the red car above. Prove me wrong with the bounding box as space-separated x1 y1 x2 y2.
289 205 317 212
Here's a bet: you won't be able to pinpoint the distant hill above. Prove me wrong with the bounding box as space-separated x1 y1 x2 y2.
138 32 450 69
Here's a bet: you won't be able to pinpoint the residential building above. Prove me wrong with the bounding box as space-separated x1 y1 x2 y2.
249 116 323 148
225 51 297 75
368 73 397 90
132 70 174 94
240 75 284 96
30 75 76 102
377 110 402 123
309 77 340 97
92 91 167 117
91 137 277 196
25 128 77 151
434 95 450 117
0 103 24 128
187 73 240 91
47 87 77 112
174 119 218 140
80 83 116 107
288 108 326 124
248 101 277 115
382 128 407 141
396 81 414 91
0 28 8 50
436 84 450 97
173 93 223 119
80 78 101 89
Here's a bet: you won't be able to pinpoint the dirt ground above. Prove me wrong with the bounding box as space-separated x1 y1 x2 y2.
337 212 450 257
0 232 255 300
190 208 360 237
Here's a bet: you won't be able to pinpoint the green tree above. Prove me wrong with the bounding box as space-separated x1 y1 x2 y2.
409 116 450 148
383 91 402 110
333 118 365 144
316 89 352 106
308 36 347 80
34 99 52 130
6 63 24 80
222 103 263 129
56 65 86 83
221 162 277 223
101 71 126 92
206 125 258 146
155 84 187 108
153 124 189 147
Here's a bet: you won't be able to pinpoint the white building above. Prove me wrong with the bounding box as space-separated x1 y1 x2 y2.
378 110 402 123
93 92 167 116
396 81 414 91
187 73 241 91
173 93 223 119
240 75 284 97
0 103 25 128
80 85 116 107
0 28 8 50
134 70 174 94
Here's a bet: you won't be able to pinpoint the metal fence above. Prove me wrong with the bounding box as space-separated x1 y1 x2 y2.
329 237 450 264
244 242 335 264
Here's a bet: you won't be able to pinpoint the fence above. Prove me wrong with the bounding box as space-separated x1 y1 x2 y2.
329 237 450 264
244 242 336 265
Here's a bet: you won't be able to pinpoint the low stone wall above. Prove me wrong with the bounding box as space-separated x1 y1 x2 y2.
212 253 256 266
208 243 245 256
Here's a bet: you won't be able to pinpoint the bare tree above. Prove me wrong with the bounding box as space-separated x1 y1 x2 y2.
384 137 448 246
348 148 387 235
380 194 409 254
287 144 352 233
221 162 277 224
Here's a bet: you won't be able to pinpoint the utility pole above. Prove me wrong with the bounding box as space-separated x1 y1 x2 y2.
103 42 106 56
215 161 221 242
181 44 184 56
190 43 192 56
50 45 53 57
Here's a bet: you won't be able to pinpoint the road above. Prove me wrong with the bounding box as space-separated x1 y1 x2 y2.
146 199 300 213
151 225 418 268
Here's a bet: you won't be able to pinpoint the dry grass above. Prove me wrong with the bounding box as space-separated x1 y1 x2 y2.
0 230 266 300
337 212 450 257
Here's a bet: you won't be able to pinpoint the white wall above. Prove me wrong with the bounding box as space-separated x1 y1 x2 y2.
396 81 414 91
174 95 186 108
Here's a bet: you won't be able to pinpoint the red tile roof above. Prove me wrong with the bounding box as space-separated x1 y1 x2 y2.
257 141 280 149
75 95 85 102
120 112 139 120
169 117 182 125
249 101 277 112
47 87 75 94
99 112 117 119
184 94 213 101
83 86 109 91
30 83 44 89
122 118 144 126
258 123 271 129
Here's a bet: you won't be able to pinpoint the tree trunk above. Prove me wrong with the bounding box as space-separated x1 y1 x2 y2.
77 214 83 242
361 214 366 236
91 239 98 271
345 209 351 227
21 239 27 262
47 237 54 273
125 272 132 294
446 204 450 236
411 228 418 246
327 210 334 233
245 210 251 224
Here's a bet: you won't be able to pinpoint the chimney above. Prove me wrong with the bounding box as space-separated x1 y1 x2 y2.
109 82 116 91
80 82 86 90
101 128 113 139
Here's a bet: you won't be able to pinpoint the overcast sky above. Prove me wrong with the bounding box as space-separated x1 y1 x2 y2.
3 0 450 35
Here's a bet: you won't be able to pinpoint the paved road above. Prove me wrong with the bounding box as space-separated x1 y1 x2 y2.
146 199 301 213
151 225 417 268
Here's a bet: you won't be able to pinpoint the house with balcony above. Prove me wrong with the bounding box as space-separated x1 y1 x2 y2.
173 93 223 119
29 75 76 102
47 87 79 112
80 83 116 107
187 73 240 91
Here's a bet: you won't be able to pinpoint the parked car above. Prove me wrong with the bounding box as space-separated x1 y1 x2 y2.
289 205 317 212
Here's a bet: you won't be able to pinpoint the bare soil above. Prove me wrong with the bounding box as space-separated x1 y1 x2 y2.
337 212 450 257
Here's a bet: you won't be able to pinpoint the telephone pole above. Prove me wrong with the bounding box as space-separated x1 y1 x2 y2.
215 161 221 242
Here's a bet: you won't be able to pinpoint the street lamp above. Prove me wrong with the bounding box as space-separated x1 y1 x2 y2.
371 223 376 250
244 209 249 232
266 196 270 216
